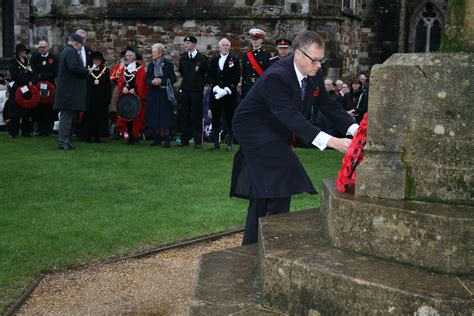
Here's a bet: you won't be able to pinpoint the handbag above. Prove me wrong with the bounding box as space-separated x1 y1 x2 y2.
166 79 176 103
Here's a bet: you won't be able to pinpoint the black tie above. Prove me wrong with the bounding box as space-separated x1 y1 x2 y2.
301 78 307 101
189 53 192 59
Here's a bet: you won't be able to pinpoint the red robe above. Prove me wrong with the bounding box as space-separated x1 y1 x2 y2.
116 63 147 139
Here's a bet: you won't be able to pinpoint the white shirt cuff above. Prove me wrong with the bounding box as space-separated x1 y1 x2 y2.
224 87 232 95
312 131 331 151
347 123 359 137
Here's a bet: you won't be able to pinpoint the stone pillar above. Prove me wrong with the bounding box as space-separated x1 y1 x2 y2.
441 0 474 52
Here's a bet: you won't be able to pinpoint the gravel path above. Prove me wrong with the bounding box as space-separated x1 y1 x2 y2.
18 233 243 315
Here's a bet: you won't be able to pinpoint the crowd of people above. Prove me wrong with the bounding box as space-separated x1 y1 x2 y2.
0 28 369 151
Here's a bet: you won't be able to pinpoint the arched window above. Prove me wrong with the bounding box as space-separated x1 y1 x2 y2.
413 2 443 52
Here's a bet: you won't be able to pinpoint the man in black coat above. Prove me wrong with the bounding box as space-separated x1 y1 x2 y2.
230 31 359 245
31 39 58 136
207 37 241 151
178 35 209 148
53 33 91 150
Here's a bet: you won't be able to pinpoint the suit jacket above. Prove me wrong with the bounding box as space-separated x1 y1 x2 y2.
31 52 58 83
207 54 240 94
230 56 355 199
53 44 89 111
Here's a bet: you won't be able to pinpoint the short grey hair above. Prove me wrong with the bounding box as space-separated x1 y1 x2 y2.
292 31 325 53
151 43 165 53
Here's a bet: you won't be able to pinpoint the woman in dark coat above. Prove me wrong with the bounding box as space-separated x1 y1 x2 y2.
85 51 112 142
343 78 368 123
144 43 177 147
8 43 38 138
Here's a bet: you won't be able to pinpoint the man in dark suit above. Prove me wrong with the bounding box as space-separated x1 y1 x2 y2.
53 33 91 150
230 30 359 245
207 37 241 151
178 35 209 148
31 39 58 136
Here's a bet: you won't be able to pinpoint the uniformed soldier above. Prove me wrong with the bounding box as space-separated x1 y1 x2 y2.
269 38 292 65
241 28 271 99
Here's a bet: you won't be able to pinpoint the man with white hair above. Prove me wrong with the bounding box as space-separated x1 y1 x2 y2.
207 38 240 151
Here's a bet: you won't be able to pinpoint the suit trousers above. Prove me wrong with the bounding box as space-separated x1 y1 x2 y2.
58 110 78 145
210 95 235 145
242 196 291 245
180 89 204 144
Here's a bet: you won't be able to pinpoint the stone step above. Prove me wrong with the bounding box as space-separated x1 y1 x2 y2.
189 244 285 315
320 179 474 274
259 209 474 315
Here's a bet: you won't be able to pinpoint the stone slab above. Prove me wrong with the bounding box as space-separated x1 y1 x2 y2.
356 53 473 201
321 179 474 274
190 245 284 315
259 209 474 315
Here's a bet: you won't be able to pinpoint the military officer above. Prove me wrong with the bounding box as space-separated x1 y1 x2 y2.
269 38 292 65
241 28 271 98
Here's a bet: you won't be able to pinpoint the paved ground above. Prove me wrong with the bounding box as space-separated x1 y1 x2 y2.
18 233 243 315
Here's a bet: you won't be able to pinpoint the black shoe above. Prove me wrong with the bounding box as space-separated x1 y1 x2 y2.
67 143 76 150
150 140 161 146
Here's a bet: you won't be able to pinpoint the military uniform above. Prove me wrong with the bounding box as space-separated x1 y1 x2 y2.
241 48 271 98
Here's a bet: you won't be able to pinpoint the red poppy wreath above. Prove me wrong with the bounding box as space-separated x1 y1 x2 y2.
336 113 368 193
35 81 56 104
15 84 41 108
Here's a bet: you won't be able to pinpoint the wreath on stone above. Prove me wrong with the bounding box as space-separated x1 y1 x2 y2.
15 85 41 108
35 81 56 104
336 113 368 193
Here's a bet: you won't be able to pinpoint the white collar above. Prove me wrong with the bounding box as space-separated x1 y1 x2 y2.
220 53 229 59
42 53 49 58
293 62 307 88
189 50 197 57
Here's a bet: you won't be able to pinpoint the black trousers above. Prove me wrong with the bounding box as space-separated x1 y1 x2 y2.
210 94 235 145
242 196 291 245
180 89 203 144
36 103 54 135
8 116 33 137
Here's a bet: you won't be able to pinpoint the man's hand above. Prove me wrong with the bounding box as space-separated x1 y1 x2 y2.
347 109 356 117
122 87 129 94
129 88 136 95
152 78 162 86
327 136 352 153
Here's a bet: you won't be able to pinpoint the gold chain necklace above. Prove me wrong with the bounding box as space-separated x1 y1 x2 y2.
90 66 107 85
15 57 33 73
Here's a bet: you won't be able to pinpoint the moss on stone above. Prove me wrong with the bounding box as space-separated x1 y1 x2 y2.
441 0 470 52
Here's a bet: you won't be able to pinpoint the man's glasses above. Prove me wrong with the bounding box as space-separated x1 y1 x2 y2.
299 49 327 65
38 46 48 49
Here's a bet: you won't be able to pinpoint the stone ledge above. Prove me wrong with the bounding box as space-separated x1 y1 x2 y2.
321 179 473 274
259 209 474 314
190 245 284 315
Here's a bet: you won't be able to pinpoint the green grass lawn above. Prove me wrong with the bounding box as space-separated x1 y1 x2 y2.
0 133 343 311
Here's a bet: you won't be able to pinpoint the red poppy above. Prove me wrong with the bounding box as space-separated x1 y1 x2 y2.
48 58 54 63
313 87 319 97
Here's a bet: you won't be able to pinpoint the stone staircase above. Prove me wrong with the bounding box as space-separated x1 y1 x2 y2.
189 181 473 315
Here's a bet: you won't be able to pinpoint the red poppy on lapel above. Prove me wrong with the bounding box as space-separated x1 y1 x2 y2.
48 58 54 64
228 59 234 68
313 87 320 97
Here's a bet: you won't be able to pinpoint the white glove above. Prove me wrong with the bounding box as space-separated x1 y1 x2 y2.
212 85 222 93
214 88 227 100
223 87 232 95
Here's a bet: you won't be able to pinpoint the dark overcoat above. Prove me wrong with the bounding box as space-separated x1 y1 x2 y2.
8 56 38 118
53 44 89 111
85 66 112 138
230 56 355 199
144 58 176 129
